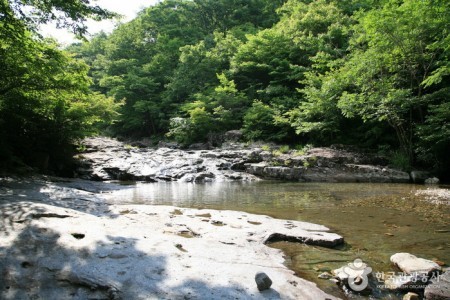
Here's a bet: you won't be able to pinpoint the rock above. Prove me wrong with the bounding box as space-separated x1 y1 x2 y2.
75 137 413 183
255 272 272 291
424 270 450 300
188 142 212 150
194 172 215 182
0 183 342 300
318 272 332 279
403 292 419 300
425 177 440 185
332 259 372 292
264 230 343 248
391 253 441 275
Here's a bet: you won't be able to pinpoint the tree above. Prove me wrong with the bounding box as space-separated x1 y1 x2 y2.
168 74 249 144
0 0 119 172
243 101 290 142
334 0 450 163
0 0 117 37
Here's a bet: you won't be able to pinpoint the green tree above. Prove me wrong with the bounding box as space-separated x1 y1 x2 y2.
0 0 119 171
335 0 450 162
243 101 290 142
0 0 116 37
168 74 249 144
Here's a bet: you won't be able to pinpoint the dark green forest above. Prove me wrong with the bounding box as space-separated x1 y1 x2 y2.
1 0 449 177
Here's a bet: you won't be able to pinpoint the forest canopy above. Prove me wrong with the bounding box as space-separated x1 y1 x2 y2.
1 0 449 177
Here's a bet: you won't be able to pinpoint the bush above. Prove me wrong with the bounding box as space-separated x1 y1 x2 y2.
167 106 215 145
389 151 411 171
243 101 288 142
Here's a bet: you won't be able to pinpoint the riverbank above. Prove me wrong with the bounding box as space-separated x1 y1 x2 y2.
0 176 342 299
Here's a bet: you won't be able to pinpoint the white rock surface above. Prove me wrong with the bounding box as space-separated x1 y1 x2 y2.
390 253 441 275
0 178 342 300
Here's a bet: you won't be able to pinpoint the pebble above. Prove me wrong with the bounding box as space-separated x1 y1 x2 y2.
255 272 272 291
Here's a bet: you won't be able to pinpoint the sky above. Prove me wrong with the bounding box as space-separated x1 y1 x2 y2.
40 0 160 45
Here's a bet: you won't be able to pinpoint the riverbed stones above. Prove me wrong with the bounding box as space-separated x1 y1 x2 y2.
255 272 272 291
391 253 441 275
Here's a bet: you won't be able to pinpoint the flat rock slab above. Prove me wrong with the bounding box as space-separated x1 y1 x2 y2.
0 181 342 300
391 253 441 275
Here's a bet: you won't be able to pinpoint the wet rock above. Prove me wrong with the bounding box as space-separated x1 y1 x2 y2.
391 253 441 275
245 163 268 177
255 272 272 291
224 173 243 180
230 161 246 171
264 231 343 248
424 270 450 300
403 292 419 300
194 172 215 182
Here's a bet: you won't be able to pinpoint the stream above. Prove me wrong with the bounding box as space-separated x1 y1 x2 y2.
105 181 450 299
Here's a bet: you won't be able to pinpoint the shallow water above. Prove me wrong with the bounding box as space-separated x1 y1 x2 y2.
106 181 450 299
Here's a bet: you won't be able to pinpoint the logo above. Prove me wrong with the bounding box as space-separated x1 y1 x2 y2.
343 259 372 291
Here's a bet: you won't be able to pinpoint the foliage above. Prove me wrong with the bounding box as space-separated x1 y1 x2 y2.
67 0 449 175
0 0 119 172
0 0 117 37
242 101 290 142
389 151 411 172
